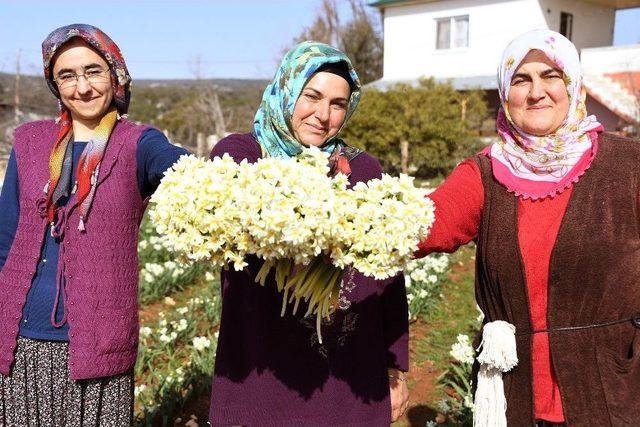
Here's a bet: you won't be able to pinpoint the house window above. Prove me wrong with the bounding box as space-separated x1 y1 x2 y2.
436 15 469 50
560 12 573 40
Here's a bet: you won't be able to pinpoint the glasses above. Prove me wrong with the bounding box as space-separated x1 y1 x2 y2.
53 68 110 89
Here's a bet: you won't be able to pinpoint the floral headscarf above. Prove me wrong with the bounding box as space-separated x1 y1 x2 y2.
43 23 131 114
488 29 603 200
40 24 131 232
253 41 361 159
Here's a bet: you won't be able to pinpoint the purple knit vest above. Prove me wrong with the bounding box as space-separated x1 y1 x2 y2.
0 119 147 380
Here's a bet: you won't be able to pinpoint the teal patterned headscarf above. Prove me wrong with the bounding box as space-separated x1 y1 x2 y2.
253 41 361 158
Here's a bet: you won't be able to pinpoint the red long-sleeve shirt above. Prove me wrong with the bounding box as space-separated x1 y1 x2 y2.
417 159 567 423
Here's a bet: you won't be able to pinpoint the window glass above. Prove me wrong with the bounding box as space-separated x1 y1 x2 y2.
454 16 469 48
437 18 451 50
560 12 573 40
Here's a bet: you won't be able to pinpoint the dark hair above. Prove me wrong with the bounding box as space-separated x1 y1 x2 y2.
315 61 355 90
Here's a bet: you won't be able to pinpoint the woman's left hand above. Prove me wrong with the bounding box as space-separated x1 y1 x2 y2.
388 368 409 423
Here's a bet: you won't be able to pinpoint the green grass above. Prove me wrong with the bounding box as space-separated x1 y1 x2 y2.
414 244 478 369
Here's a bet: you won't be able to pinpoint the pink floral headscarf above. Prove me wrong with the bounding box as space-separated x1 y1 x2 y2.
487 29 603 200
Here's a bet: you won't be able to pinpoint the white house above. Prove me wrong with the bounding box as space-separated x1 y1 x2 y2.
369 0 640 131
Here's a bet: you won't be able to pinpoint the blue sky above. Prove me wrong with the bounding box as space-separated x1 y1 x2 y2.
1 1 639 80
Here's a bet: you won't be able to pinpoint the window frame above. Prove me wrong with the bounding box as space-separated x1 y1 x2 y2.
560 11 573 41
435 14 470 51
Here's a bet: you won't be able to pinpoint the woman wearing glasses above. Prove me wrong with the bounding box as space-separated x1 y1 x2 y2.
0 24 187 425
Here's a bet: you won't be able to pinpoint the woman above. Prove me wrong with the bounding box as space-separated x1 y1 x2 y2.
0 24 187 425
208 42 410 426
418 29 640 426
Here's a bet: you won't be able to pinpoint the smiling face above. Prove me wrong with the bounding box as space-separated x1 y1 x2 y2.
507 49 570 136
52 38 114 127
290 71 351 147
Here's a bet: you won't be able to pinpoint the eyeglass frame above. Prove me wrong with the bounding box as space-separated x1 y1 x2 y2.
52 67 111 89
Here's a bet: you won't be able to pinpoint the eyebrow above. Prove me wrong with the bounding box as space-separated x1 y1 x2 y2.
512 67 563 80
55 63 104 75
303 87 323 96
540 67 563 77
303 87 348 103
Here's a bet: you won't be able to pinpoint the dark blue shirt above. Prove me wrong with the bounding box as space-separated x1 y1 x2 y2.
0 128 188 341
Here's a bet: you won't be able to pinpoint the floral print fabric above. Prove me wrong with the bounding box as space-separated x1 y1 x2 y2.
489 29 603 200
253 41 361 159
42 23 131 114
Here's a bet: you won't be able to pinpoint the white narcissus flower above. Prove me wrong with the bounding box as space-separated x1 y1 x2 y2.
449 334 475 365
134 384 146 397
193 336 211 351
176 319 188 332
149 150 437 319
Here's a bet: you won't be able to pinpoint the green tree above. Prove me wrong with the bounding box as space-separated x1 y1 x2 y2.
289 0 383 85
342 79 488 178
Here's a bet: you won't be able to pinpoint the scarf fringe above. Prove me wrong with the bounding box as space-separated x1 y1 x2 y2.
486 130 601 200
473 320 518 427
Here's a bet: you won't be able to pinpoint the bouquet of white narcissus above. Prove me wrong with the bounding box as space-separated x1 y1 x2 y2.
329 174 436 279
149 147 435 342
149 154 249 270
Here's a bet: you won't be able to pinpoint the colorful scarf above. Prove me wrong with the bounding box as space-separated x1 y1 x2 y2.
43 24 131 114
41 24 131 230
488 29 603 200
253 41 361 159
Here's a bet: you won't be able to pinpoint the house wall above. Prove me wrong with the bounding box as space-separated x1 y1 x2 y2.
581 44 640 73
539 0 614 49
379 0 616 81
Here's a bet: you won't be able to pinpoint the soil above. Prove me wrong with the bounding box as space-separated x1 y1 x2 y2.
400 319 445 427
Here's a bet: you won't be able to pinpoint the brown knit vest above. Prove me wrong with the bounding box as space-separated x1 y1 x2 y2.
475 133 640 427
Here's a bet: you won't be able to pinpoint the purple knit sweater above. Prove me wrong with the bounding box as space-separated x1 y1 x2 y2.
0 120 146 380
208 134 409 427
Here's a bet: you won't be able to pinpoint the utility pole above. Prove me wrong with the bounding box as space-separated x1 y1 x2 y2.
14 49 21 124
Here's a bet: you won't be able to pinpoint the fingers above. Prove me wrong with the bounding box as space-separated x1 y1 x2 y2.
389 371 410 423
390 402 408 423
391 405 401 422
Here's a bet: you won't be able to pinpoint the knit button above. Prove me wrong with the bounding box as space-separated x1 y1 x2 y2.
11 330 15 334
65 226 69 230
70 362 74 366
69 301 74 306
67 275 72 279
101 315 105 319
65 241 70 245
42 259 47 263
71 349 76 353
70 333 75 338
70 317 74 321
66 258 70 263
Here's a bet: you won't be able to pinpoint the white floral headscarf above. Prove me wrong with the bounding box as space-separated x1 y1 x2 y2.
488 29 603 200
